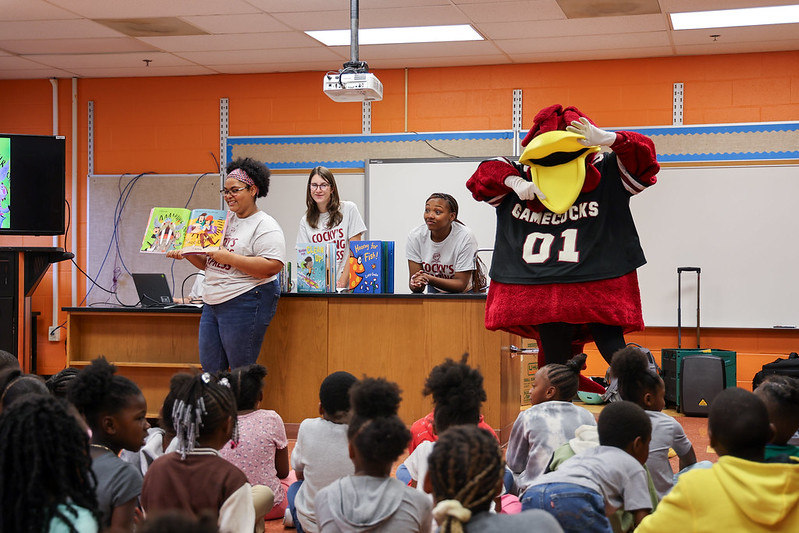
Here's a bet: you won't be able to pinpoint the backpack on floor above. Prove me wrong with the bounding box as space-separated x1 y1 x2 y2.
753 352 799 388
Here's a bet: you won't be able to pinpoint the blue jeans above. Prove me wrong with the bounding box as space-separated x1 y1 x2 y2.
199 280 280 372
522 483 611 533
287 480 304 533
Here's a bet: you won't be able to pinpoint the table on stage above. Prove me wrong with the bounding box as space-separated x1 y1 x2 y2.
65 293 522 440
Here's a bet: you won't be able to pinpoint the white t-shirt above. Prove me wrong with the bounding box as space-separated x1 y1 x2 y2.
203 210 286 305
403 440 435 494
646 410 693 498
405 222 478 292
297 200 367 282
291 418 354 533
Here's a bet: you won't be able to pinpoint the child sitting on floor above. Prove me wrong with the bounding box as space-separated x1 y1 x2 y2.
636 387 799 532
610 346 696 497
288 371 358 533
141 372 261 532
428 425 563 533
316 377 433 532
505 353 597 494
522 401 654 533
218 364 295 523
753 375 799 460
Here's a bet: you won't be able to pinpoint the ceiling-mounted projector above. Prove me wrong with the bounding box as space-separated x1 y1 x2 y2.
323 70 383 102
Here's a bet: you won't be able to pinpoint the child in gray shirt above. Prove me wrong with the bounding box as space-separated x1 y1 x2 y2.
522 401 653 533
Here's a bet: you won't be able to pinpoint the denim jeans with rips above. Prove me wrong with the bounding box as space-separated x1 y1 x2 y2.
199 280 280 372
521 482 612 533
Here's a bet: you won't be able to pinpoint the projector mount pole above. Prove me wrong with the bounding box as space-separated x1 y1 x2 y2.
345 0 368 72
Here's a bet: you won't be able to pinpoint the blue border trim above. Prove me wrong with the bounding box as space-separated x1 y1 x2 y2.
227 131 514 146
622 122 799 136
660 150 799 162
266 160 365 169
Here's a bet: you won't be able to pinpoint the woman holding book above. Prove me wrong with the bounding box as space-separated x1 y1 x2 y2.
297 166 366 289
407 193 480 293
167 157 286 372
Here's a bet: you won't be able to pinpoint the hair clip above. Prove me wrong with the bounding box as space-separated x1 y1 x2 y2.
218 377 231 389
201 373 212 384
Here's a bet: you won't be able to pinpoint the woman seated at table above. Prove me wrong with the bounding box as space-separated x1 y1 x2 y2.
406 193 480 294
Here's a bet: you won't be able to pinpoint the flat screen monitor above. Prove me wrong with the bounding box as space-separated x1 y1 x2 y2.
0 134 66 236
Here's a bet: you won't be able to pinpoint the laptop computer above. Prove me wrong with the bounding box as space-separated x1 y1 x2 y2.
131 273 174 308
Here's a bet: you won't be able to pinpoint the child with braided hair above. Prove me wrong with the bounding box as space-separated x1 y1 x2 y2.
505 353 596 494
610 346 696 497
68 357 150 532
141 372 261 533
315 377 433 532
218 364 295 522
45 366 79 398
428 425 563 533
0 395 100 533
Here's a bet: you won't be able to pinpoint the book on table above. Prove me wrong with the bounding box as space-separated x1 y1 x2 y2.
296 243 337 293
348 240 395 294
140 207 227 254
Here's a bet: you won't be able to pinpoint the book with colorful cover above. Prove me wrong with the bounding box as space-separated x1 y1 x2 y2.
140 207 227 254
297 243 329 293
349 240 390 294
381 241 395 294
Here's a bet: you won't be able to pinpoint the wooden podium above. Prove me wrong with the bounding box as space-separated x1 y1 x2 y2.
0 247 73 372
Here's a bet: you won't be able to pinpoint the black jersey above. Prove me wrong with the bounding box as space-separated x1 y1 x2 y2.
489 152 650 285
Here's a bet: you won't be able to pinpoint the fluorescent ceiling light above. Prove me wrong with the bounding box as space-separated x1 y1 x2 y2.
671 4 799 30
306 24 483 46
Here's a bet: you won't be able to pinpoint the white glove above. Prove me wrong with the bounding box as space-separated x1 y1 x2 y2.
505 175 546 201
566 116 617 147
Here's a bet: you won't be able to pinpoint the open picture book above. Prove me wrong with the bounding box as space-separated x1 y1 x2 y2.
140 207 227 254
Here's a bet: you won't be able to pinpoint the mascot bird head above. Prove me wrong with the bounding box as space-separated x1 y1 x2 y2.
519 104 603 214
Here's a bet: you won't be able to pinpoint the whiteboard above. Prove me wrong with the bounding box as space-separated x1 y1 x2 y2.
368 159 799 328
368 159 498 294
633 164 799 328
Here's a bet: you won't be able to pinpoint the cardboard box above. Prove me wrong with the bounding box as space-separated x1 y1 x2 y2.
520 350 539 406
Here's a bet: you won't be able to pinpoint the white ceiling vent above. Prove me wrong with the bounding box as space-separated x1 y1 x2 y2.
94 17 208 37
556 0 661 19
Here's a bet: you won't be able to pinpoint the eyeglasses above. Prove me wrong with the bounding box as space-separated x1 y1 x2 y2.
220 186 249 196
309 183 330 191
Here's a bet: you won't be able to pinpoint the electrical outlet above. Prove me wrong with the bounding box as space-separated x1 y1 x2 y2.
48 326 60 342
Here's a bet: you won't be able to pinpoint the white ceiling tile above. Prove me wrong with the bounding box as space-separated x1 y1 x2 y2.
0 0 80 21
358 6 470 27
674 39 799 56
0 19 123 40
181 13 291 34
244 0 354 13
353 40 505 60
173 47 346 66
0 67 77 79
659 0 799 13
479 13 667 39
68 65 218 78
138 32 318 53
511 46 675 63
29 51 195 69
496 31 670 54
457 1 566 23
0 37 157 55
212 61 338 74
270 11 350 31
44 0 260 18
0 55 55 69
370 54 513 69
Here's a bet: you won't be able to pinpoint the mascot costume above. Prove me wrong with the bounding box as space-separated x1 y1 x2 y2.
466 104 659 393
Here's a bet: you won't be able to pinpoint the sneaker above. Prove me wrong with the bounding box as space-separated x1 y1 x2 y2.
283 508 295 529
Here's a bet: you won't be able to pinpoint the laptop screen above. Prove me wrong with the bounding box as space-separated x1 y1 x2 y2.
131 273 174 307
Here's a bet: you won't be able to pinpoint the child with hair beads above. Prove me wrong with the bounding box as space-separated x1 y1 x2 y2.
0 396 100 533
610 346 696 497
316 377 433 532
218 364 294 522
68 357 149 531
141 372 260 532
121 373 190 477
505 353 596 494
288 371 358 533
402 354 487 493
637 388 799 532
522 401 654 533
754 375 799 460
428 426 563 533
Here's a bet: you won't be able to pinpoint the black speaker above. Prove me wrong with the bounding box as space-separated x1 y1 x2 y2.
680 355 726 416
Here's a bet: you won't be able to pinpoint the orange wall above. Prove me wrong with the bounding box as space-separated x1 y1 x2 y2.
2 51 799 374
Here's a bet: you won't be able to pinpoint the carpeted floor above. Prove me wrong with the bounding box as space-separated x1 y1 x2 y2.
263 405 715 532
